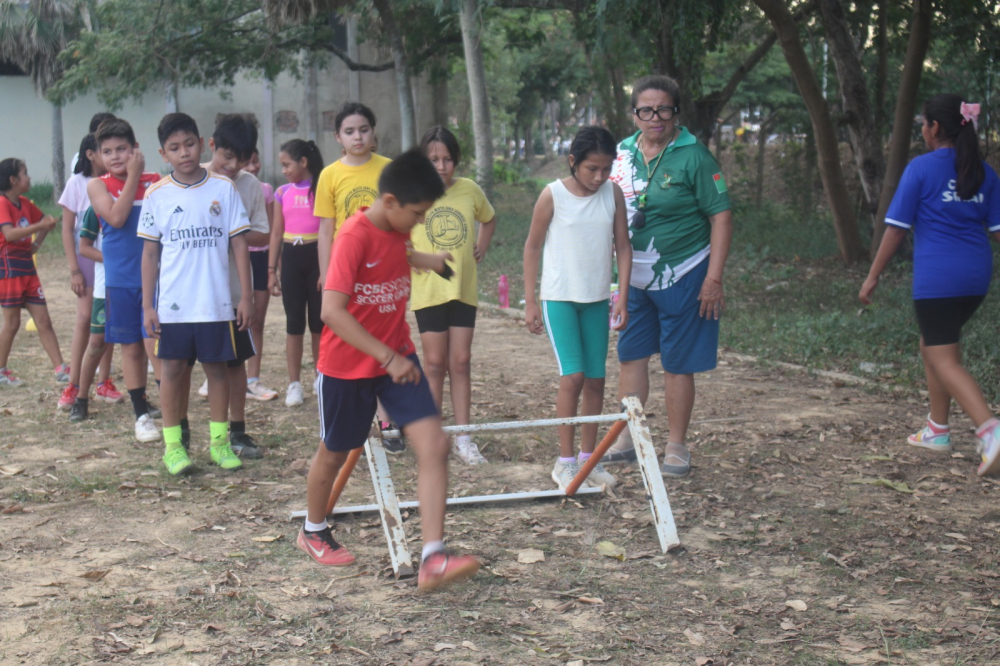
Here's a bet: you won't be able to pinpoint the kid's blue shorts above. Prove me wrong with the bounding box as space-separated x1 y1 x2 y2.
104 287 149 345
616 259 718 375
316 354 439 452
155 321 237 364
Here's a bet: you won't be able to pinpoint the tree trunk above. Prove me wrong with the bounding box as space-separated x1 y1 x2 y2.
874 1 888 134
608 64 630 139
371 0 416 151
871 0 931 257
756 115 778 207
51 103 65 202
511 124 520 164
755 0 866 263
459 0 495 197
541 107 553 161
523 122 534 166
431 59 449 128
819 0 885 231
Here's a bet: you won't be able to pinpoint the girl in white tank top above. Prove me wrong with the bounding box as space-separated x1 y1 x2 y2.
523 126 633 491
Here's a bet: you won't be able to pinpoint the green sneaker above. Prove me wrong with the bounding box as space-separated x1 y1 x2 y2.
210 441 243 470
163 445 193 476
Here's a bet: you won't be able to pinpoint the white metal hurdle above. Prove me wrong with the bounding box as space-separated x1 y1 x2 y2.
288 396 679 577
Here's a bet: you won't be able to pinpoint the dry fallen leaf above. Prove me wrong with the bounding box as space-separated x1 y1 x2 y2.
203 623 225 633
785 600 808 612
684 629 706 646
462 640 480 651
287 635 308 647
433 642 456 651
517 548 545 564
252 535 282 543
80 569 111 582
596 541 626 561
0 465 25 476
837 635 868 652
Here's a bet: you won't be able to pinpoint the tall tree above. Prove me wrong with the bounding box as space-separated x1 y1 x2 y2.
870 0 931 256
0 0 84 199
818 0 885 231
755 0 866 263
459 0 494 197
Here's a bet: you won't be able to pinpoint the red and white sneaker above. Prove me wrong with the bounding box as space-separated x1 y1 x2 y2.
296 527 356 566
57 384 79 411
417 551 481 591
95 379 124 403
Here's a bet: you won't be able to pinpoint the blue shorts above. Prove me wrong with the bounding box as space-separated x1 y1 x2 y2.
617 259 718 375
156 321 238 364
317 354 439 452
104 287 148 345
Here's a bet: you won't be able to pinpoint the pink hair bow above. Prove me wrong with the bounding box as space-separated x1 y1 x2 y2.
960 102 981 130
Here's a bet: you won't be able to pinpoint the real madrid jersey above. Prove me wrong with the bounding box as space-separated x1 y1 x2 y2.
138 171 250 324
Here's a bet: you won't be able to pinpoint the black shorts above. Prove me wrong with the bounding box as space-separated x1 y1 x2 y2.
157 321 237 364
914 295 985 346
414 300 477 334
249 250 269 292
316 354 439 452
182 313 257 368
281 242 322 335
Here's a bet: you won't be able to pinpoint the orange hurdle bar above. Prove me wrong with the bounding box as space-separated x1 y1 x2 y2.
565 419 628 496
325 447 364 515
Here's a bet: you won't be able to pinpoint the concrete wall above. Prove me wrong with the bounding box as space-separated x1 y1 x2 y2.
1 40 435 189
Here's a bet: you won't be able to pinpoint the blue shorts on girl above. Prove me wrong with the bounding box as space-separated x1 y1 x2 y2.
317 354 438 452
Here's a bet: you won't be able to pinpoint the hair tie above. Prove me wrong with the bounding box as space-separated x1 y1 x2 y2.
960 102 981 131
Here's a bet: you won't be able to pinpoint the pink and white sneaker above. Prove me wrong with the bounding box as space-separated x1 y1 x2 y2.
417 551 481 591
296 527 356 566
908 416 951 452
95 379 124 403
53 363 71 383
58 384 79 411
0 368 24 387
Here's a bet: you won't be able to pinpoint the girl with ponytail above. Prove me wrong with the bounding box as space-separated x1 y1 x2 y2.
267 139 325 408
861 94 1000 477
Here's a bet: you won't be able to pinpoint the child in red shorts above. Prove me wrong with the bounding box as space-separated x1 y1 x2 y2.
0 158 66 386
299 149 480 591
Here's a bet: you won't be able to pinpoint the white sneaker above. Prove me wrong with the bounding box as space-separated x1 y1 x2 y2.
285 381 304 407
551 458 591 491
453 438 487 464
134 413 161 443
978 420 1000 477
198 380 209 398
246 379 278 401
586 460 617 489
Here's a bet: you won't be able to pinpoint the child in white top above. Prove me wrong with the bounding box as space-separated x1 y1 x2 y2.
523 126 632 491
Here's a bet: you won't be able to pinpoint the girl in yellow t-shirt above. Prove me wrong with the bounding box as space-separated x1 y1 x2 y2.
411 126 497 465
313 102 391 288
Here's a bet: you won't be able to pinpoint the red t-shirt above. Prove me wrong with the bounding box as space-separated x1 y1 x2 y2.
0 195 43 278
317 209 416 380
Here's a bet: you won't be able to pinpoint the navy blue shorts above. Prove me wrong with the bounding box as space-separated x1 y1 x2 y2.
617 259 718 374
156 321 238 364
316 354 439 452
104 287 148 345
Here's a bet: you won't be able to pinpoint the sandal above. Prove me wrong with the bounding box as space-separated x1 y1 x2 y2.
660 444 691 478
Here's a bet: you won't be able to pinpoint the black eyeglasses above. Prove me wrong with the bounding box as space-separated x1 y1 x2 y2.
634 105 678 121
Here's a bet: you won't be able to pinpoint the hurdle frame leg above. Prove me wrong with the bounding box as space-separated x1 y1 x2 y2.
623 395 680 551
364 435 415 578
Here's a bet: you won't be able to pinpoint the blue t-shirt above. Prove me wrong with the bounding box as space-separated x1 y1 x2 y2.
98 172 161 289
885 148 1000 299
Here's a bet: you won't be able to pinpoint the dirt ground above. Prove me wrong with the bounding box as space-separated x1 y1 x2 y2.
2 254 999 666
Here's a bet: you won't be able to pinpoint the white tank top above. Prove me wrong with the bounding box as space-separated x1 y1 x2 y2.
540 178 616 303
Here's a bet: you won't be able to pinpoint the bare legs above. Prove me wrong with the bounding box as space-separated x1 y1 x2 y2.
618 356 694 457
920 338 993 428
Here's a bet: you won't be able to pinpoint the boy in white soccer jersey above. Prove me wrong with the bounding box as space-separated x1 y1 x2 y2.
139 113 255 476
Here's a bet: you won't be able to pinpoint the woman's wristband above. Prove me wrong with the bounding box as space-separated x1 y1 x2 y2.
380 352 396 369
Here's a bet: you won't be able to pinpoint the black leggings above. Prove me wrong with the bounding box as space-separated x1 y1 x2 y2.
281 242 322 335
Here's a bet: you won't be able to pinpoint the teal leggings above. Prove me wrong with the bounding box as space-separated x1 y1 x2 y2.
541 300 610 378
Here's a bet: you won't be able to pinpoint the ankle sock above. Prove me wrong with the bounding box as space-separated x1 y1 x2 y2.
247 377 258 385
304 519 328 533
578 451 592 462
209 421 228 445
128 388 149 418
163 425 183 450
976 417 1000 440
455 434 471 447
926 417 950 434
421 540 445 561
230 420 246 435
76 397 89 408
180 417 189 433
559 456 576 464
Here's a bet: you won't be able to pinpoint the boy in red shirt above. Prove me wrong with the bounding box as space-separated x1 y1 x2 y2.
299 149 480 591
0 158 65 386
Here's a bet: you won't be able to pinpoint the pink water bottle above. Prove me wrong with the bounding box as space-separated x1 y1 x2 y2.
498 275 510 309
609 285 620 327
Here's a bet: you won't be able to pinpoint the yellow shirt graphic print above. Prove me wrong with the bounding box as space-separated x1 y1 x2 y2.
410 177 495 311
313 153 391 236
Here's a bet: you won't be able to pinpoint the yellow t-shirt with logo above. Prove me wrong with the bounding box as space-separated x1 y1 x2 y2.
313 153 391 236
410 177 496 310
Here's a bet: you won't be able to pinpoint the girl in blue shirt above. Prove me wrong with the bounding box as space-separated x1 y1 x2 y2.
861 93 1000 477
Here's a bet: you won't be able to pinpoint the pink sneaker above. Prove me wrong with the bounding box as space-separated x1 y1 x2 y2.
53 363 71 383
0 368 24 387
417 551 481 591
95 379 124 403
58 384 79 411
296 528 356 567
